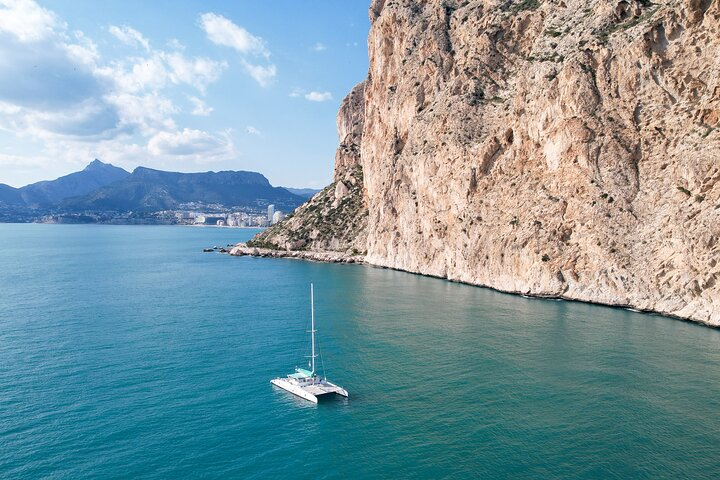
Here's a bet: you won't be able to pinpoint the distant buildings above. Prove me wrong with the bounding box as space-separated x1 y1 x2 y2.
267 204 275 224
175 211 195 221
195 215 226 225
33 204 280 227
226 212 247 227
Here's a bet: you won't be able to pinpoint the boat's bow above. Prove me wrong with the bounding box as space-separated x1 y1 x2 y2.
271 377 319 403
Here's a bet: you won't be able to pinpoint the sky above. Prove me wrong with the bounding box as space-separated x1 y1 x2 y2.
0 0 370 188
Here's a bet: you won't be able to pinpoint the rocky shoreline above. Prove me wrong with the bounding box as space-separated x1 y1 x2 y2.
234 1 720 328
228 244 718 328
228 243 364 264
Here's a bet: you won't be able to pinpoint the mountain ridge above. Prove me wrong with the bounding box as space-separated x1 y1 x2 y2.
0 160 308 217
19 159 130 207
280 187 322 199
64 166 303 212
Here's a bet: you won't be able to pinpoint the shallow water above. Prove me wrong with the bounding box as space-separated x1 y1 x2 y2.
0 224 719 478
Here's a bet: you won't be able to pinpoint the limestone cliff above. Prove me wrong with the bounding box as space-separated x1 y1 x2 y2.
248 82 368 254
252 0 720 326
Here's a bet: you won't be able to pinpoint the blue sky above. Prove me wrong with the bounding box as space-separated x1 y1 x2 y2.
0 0 369 188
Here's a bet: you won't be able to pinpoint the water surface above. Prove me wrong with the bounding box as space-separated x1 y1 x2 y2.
0 224 719 478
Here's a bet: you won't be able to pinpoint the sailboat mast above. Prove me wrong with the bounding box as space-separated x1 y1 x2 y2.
311 283 315 374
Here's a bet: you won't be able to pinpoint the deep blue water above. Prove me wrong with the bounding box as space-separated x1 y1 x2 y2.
0 224 719 479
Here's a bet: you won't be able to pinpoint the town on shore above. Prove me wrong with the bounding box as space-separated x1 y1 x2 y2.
31 203 288 227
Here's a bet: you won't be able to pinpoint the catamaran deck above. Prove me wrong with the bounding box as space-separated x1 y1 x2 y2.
271 371 348 403
302 383 347 396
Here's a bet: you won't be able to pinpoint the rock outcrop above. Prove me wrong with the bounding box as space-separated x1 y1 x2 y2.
228 244 364 263
249 82 368 255
250 0 720 326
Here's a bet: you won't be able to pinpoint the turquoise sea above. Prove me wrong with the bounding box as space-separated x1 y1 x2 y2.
0 224 719 479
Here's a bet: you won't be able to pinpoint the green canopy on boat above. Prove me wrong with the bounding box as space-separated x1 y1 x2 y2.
290 368 314 379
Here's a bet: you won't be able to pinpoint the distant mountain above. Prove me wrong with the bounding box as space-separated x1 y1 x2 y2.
63 167 305 212
0 160 307 221
20 159 129 207
281 187 321 199
0 183 23 205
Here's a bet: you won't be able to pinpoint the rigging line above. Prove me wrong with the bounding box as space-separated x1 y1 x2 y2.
317 334 327 380
293 307 311 369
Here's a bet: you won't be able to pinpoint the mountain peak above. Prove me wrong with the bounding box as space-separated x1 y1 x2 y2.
84 159 110 171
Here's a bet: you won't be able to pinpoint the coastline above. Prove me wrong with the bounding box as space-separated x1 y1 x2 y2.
227 243 718 329
185 224 264 229
228 243 363 264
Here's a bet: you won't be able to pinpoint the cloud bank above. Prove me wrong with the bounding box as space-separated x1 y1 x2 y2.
199 12 277 87
305 91 333 102
0 0 239 179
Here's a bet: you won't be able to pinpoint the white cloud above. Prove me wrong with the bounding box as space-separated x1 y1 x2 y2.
165 52 227 94
96 54 168 94
105 92 177 134
166 38 185 51
0 0 239 185
0 101 21 114
189 96 212 116
289 88 303 98
148 128 235 161
41 137 145 177
313 42 326 51
305 91 333 102
0 152 55 186
0 35 103 113
20 98 121 140
63 30 99 66
200 12 276 87
0 7 119 143
199 12 268 57
241 60 276 87
0 0 63 43
95 50 226 97
0 152 47 168
108 24 150 50
246 126 260 136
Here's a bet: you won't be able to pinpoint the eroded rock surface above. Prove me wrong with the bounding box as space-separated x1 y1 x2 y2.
252 0 720 326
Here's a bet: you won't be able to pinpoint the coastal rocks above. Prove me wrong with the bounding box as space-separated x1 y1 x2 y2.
249 0 720 327
228 243 364 264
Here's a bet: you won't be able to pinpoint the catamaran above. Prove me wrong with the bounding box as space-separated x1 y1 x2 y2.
270 284 348 403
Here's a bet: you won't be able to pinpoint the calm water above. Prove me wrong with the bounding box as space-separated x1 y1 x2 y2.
0 224 719 479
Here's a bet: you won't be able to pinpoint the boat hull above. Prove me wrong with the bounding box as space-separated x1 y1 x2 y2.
271 378 349 403
270 378 318 403
322 381 349 398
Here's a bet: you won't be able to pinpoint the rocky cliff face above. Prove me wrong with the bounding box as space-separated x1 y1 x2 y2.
249 82 368 253
254 0 720 326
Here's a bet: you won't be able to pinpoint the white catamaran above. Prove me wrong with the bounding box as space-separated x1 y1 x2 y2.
270 284 348 403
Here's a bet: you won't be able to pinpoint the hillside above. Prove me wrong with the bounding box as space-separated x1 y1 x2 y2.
63 167 305 212
250 82 368 252
0 184 23 205
281 187 322 199
20 159 130 207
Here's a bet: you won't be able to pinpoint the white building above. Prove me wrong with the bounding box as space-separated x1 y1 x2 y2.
267 204 275 223
272 211 285 224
